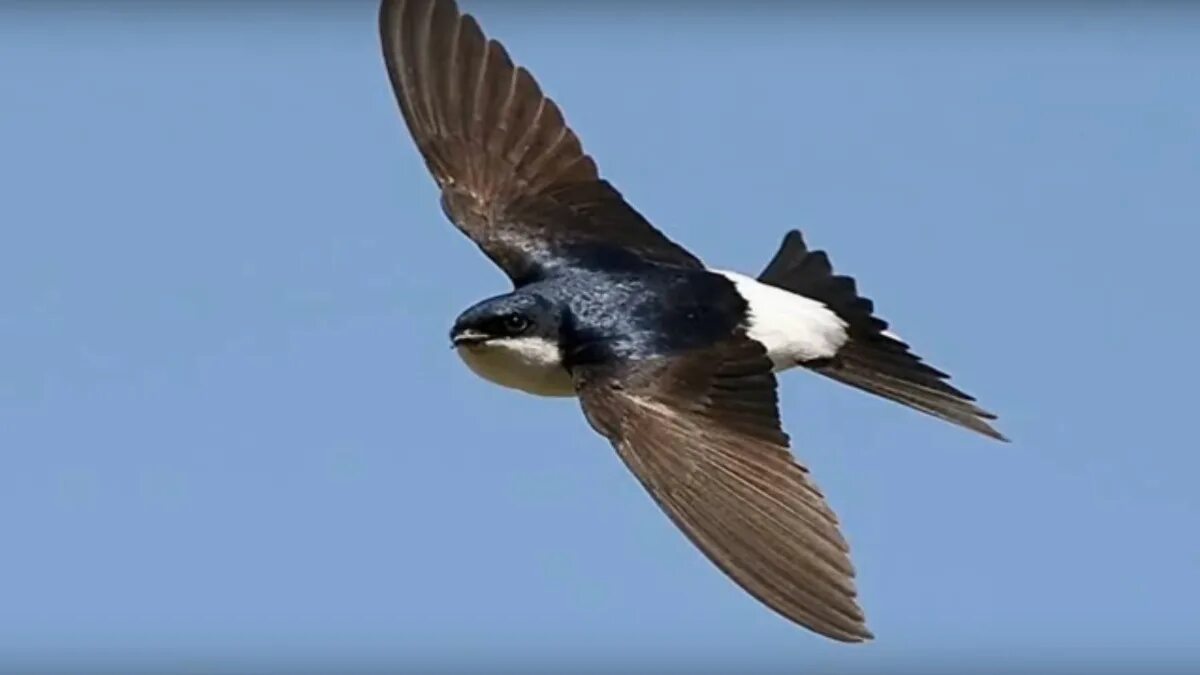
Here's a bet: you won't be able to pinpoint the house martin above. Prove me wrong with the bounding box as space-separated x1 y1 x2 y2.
379 0 1005 643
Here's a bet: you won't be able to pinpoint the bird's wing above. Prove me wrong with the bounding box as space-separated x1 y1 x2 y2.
573 336 873 642
379 0 703 284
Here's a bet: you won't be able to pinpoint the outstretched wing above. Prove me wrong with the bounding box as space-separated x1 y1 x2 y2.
573 337 873 642
379 0 703 284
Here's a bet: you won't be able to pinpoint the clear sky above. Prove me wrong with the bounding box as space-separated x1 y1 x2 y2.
2 2 1198 673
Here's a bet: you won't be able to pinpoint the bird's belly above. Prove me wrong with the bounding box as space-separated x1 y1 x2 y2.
455 341 576 398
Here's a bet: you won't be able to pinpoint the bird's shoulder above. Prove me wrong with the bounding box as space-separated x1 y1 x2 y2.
549 263 750 369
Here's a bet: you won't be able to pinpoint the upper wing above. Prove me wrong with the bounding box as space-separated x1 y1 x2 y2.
573 337 873 642
379 0 703 284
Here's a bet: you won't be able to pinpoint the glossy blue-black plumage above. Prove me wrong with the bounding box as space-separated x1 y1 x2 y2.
453 243 748 371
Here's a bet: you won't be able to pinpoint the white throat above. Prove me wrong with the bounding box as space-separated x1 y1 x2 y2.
455 335 576 397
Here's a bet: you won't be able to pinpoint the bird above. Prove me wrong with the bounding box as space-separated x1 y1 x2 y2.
378 0 1006 643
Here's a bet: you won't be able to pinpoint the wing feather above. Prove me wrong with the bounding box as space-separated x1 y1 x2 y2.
575 338 873 642
379 0 702 282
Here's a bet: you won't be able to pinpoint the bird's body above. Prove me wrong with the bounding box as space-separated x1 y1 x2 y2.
456 263 851 398
379 0 1006 643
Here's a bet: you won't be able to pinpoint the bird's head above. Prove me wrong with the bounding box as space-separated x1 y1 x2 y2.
449 291 573 396
450 291 563 352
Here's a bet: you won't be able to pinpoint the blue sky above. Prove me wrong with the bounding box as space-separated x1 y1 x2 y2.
2 2 1198 672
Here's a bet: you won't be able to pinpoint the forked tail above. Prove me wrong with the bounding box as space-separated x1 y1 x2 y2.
758 230 1007 441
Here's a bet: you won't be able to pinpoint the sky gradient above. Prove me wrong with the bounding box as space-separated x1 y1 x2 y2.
2 2 1199 673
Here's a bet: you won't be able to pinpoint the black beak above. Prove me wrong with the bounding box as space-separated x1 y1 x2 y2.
451 329 490 348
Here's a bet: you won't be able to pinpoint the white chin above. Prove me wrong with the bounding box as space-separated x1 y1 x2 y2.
455 336 576 398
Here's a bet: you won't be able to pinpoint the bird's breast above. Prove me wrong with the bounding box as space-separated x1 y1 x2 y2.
455 336 576 397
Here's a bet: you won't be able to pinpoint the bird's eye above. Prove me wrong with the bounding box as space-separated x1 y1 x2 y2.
503 314 530 333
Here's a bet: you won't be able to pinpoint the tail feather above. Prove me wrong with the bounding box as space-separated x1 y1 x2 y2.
758 230 1007 442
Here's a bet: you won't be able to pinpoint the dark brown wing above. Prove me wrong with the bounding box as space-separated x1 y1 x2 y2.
574 337 873 642
379 0 703 283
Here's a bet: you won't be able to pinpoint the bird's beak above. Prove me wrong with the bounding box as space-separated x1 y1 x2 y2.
451 329 490 348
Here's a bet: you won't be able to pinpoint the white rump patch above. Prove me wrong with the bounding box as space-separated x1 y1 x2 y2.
714 270 849 370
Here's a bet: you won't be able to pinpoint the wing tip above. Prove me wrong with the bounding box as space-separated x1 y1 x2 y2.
956 406 1010 442
844 626 876 643
803 617 875 644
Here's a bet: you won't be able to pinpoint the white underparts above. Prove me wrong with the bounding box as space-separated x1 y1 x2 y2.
456 335 576 397
714 270 850 370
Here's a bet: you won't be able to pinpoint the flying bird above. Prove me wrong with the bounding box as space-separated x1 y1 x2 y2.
378 0 1005 643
